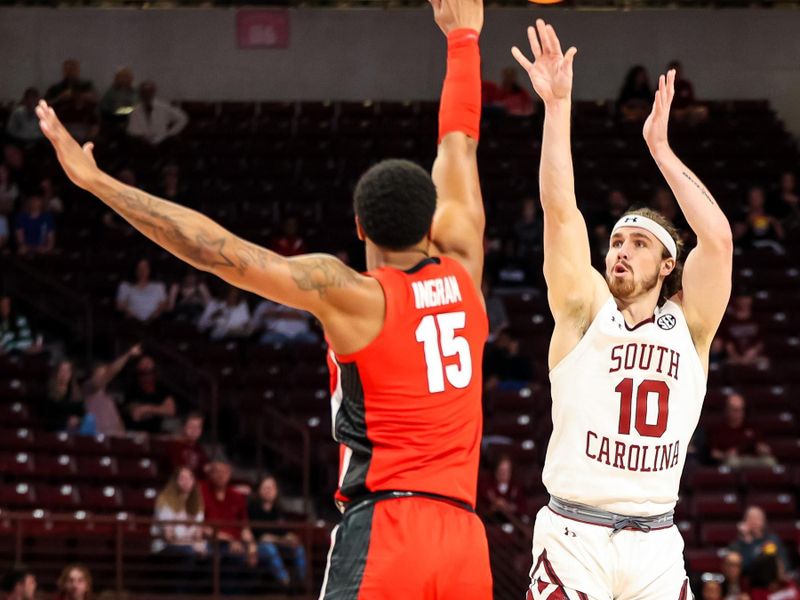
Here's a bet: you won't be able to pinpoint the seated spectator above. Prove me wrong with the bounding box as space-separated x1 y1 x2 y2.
498 67 537 116
723 293 768 368
730 506 790 576
479 455 523 522
482 279 509 343
668 60 709 125
514 197 543 259
83 344 141 437
168 412 209 476
0 295 40 354
40 177 64 214
248 475 307 586
485 238 537 288
45 59 98 143
769 171 799 229
45 360 92 435
0 163 20 216
709 393 774 468
721 551 748 600
270 217 306 256
200 461 258 566
122 354 177 434
168 270 211 324
6 88 44 146
152 466 207 556
484 331 534 391
1 567 36 600
116 259 168 323
100 67 137 123
702 579 723 600
15 193 56 256
127 81 188 146
54 564 92 600
198 287 250 341
735 186 785 255
249 299 319 346
617 65 653 122
748 551 799 600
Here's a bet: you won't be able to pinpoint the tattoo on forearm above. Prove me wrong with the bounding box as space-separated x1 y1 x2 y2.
681 171 716 206
288 255 359 299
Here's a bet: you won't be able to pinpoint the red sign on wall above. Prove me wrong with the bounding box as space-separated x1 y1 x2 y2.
236 10 290 49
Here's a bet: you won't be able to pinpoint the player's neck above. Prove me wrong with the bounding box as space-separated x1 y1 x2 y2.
613 293 660 328
366 244 430 272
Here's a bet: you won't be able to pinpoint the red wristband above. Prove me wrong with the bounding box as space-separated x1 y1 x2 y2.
438 28 481 143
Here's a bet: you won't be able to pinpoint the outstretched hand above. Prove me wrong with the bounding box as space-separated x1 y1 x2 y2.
36 100 101 191
643 69 676 155
511 19 577 105
430 0 483 36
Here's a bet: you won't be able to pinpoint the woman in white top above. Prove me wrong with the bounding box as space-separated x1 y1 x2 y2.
152 466 207 556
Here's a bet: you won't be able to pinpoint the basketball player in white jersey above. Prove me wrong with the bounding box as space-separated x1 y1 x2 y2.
511 21 733 600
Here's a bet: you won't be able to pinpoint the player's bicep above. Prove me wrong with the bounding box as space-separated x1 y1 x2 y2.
679 240 733 346
542 209 601 321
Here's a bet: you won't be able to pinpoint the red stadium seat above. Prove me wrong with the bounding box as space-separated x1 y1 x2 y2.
700 522 739 546
77 456 119 481
684 467 738 490
35 453 78 479
685 548 724 573
118 457 160 483
72 434 111 456
745 492 796 517
0 428 35 452
109 436 150 458
0 482 36 508
34 483 81 511
739 465 793 489
79 485 123 513
770 439 800 464
693 493 742 519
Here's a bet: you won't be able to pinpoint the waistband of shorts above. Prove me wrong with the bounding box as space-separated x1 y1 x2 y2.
548 496 674 533
342 490 475 515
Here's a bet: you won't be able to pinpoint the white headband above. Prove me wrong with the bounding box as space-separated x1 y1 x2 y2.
611 215 677 259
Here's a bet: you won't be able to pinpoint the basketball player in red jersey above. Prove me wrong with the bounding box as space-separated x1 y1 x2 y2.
37 0 491 598
511 21 733 600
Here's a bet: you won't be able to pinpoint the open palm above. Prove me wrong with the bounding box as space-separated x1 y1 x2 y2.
512 19 577 104
643 69 676 153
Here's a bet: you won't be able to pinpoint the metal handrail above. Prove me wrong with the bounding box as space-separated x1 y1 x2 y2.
258 408 312 516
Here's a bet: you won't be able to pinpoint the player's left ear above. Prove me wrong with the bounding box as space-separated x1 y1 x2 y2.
355 216 365 242
661 257 676 278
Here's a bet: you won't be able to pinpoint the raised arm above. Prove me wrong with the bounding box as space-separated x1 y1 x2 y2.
513 21 605 328
643 71 733 352
428 0 485 288
36 101 373 323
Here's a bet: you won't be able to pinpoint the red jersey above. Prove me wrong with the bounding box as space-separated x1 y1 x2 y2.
327 256 487 508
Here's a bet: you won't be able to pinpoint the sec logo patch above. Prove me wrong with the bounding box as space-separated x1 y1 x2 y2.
657 314 677 330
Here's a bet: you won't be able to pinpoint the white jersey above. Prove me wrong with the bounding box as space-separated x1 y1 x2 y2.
543 297 706 516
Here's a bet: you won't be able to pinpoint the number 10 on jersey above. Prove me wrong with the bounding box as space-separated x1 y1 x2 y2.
616 378 670 438
416 311 472 393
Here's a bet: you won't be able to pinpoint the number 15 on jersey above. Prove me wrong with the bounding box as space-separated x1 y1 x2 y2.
415 311 473 393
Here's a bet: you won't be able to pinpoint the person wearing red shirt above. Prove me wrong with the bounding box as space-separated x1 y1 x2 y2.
168 412 209 477
709 393 775 468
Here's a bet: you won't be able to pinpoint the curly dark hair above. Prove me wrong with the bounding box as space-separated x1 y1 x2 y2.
622 207 684 306
353 159 437 251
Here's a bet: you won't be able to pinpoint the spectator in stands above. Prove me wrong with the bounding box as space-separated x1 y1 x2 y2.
158 163 190 206
168 412 209 476
735 186 785 255
200 461 258 566
198 287 251 341
83 344 141 437
248 475 307 586
486 238 537 288
0 163 20 216
270 217 307 256
484 330 534 391
497 67 537 117
479 455 523 522
122 354 177 434
1 567 36 600
617 65 652 122
152 466 207 556
45 359 92 435
709 393 774 468
15 193 56 256
249 299 319 346
46 59 95 107
667 60 709 125
721 551 748 600
40 177 64 214
723 293 768 369
54 564 92 600
482 279 509 342
0 295 40 355
100 67 137 123
116 259 168 323
747 550 799 600
514 197 543 259
168 270 211 324
6 88 44 146
730 506 790 576
769 171 799 230
127 81 188 146
702 579 723 600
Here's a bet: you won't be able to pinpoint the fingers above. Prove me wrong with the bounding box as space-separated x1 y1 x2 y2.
666 68 676 105
83 142 95 160
546 24 563 56
536 19 551 55
511 46 534 72
527 25 542 59
564 46 578 68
